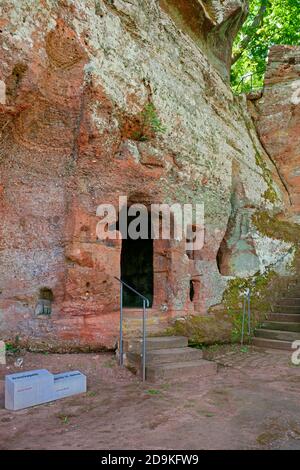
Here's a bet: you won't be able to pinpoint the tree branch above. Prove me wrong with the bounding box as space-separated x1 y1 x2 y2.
231 0 270 65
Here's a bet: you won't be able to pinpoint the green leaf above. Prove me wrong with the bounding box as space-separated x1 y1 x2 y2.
231 0 300 92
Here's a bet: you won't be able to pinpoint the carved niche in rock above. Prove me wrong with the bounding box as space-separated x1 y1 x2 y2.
217 163 260 277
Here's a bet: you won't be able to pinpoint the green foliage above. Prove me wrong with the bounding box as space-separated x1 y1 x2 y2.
231 0 300 92
5 342 19 354
146 389 161 395
142 103 167 135
223 270 277 342
164 269 280 345
6 336 21 354
164 313 233 346
57 414 70 424
252 210 300 244
132 103 167 141
164 263 296 346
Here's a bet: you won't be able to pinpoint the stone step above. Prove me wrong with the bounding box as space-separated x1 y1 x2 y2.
261 321 300 332
123 336 188 354
273 305 300 314
266 313 300 322
123 317 169 338
281 287 300 300
255 328 300 342
285 289 300 293
122 308 169 337
127 347 203 366
252 337 293 351
146 359 217 382
277 298 300 306
283 287 300 296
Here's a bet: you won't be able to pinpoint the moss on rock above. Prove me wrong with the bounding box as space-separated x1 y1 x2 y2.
164 313 233 346
252 210 300 245
219 270 279 342
255 153 279 203
165 267 296 346
253 210 300 271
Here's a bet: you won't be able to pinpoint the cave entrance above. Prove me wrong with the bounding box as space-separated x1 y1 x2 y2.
120 208 153 308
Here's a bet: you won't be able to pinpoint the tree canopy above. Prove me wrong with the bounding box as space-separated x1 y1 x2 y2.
231 0 300 92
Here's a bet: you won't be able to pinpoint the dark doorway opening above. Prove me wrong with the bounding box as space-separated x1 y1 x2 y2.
119 208 153 308
189 280 195 302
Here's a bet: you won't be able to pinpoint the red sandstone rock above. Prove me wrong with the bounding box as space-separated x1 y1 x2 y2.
255 46 300 222
0 2 294 350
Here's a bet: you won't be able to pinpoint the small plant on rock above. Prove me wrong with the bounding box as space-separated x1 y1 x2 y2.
131 103 167 141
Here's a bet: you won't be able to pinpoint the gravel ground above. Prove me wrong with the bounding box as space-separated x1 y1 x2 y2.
1 345 300 450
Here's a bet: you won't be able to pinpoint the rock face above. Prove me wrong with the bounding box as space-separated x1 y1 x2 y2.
252 45 300 223
216 161 260 277
159 0 248 79
0 1 294 350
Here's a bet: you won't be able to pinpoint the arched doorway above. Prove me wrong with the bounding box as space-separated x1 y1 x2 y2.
119 206 153 307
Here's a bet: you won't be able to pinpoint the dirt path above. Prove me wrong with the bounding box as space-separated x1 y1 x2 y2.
1 346 300 450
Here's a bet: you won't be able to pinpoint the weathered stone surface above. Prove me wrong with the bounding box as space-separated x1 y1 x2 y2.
217 162 260 277
159 0 248 79
253 46 300 223
0 81 6 105
0 1 294 349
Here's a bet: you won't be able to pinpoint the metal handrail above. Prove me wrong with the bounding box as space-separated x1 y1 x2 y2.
241 288 251 346
114 276 150 381
234 71 264 95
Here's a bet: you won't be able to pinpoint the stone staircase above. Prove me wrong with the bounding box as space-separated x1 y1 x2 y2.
253 294 300 350
121 335 217 381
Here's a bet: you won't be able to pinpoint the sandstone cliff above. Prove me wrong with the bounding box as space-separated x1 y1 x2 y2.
0 1 297 349
251 45 300 222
